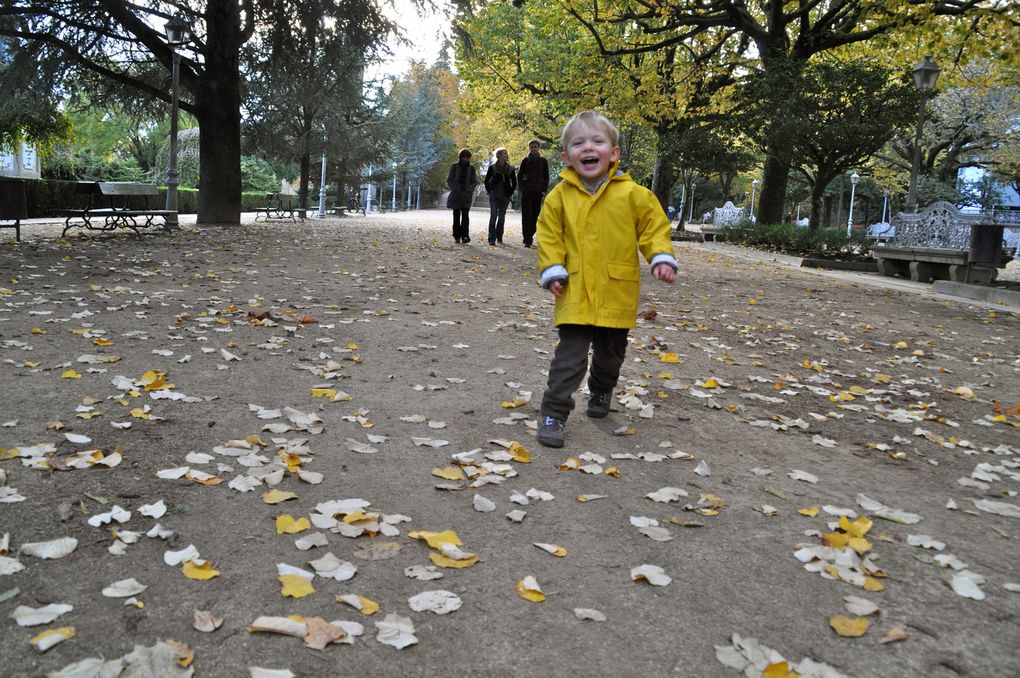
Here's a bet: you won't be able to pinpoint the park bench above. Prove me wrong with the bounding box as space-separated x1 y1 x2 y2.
0 180 28 242
328 196 366 217
702 201 748 241
866 222 895 244
61 181 173 238
872 201 1018 284
255 193 300 222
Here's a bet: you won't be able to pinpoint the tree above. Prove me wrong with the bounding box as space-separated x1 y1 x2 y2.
742 59 916 229
0 35 73 151
539 0 1017 225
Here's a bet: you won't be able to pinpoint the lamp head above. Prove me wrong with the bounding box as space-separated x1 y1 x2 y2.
752 179 758 187
912 56 940 92
850 172 860 185
164 16 191 46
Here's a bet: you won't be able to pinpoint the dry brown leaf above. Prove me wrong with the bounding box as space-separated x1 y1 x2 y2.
304 617 346 650
192 609 224 633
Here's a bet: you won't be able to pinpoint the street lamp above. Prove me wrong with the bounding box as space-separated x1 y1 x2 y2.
164 16 190 229
905 55 941 213
847 171 860 237
749 179 758 223
316 140 327 219
688 182 696 223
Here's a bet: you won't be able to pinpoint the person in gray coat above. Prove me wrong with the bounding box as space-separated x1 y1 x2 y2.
447 149 478 243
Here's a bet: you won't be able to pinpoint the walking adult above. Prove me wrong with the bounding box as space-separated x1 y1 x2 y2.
446 148 478 244
518 140 549 248
484 147 517 246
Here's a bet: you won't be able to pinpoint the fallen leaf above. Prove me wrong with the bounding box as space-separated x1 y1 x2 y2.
879 625 908 644
279 574 315 598
830 615 869 637
31 626 75 652
102 578 147 598
182 560 220 580
337 593 379 615
374 613 417 649
533 543 567 557
516 576 545 602
408 590 462 615
276 515 311 534
630 564 671 587
20 537 78 560
574 608 607 621
262 489 298 504
192 609 224 632
9 603 73 627
304 617 346 650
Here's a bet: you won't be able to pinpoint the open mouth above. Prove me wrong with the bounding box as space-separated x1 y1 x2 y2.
581 157 599 169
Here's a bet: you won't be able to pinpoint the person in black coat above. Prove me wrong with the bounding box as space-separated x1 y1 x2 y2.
483 147 517 245
518 140 550 248
447 149 478 244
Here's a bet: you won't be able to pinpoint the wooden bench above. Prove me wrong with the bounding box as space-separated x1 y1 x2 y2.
255 193 300 222
872 202 1017 284
0 180 28 242
61 182 174 238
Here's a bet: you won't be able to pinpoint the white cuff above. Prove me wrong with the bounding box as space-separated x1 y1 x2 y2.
650 253 678 272
540 264 568 289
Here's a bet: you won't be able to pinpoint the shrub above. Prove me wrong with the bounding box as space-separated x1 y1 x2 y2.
721 222 871 259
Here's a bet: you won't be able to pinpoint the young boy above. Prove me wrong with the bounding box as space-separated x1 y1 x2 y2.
536 111 677 448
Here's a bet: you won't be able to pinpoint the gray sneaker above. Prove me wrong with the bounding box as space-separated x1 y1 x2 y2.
537 416 566 448
586 392 611 418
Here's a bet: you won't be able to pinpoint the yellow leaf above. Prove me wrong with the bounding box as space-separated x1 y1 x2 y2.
61 369 81 379
0 288 14 295
849 385 870 396
0 448 17 460
76 411 101 420
837 391 856 401
346 341 359 350
802 359 824 372
893 341 909 349
873 373 891 383
862 577 886 592
658 371 674 379
560 457 580 471
659 353 682 363
280 574 314 598
701 377 721 388
30 626 75 652
409 530 462 549
516 577 545 603
336 594 380 616
281 452 302 472
262 489 297 504
431 466 465 480
311 387 337 400
763 662 799 678
429 552 479 569
508 441 531 463
830 615 870 637
953 386 976 400
275 514 311 534
31 327 45 334
798 506 820 517
604 467 621 478
823 532 850 549
129 408 150 420
839 515 872 538
92 338 112 347
848 537 872 554
502 397 528 409
182 560 221 580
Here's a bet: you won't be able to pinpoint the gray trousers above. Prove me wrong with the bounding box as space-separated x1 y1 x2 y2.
540 324 629 420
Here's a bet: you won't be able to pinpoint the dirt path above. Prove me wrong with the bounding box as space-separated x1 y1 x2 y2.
1 210 1018 677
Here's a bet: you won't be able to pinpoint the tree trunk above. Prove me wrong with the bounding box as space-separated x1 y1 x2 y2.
195 0 242 225
808 179 827 230
758 145 792 225
650 151 674 214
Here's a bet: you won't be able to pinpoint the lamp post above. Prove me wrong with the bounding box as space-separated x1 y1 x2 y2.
846 172 860 237
316 144 327 218
688 182 696 223
749 179 758 223
163 16 190 229
881 191 888 224
391 163 397 211
905 55 941 213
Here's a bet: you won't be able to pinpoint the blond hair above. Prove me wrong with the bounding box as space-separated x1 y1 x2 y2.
560 111 619 149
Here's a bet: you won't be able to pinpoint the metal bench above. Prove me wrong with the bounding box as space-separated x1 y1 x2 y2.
255 193 300 222
872 202 1018 284
61 182 174 238
0 180 28 241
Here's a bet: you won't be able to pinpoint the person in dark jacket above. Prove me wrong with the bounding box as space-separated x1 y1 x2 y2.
447 149 478 243
483 147 517 246
518 140 550 248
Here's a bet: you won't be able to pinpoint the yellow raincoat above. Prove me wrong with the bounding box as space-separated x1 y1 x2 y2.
537 163 676 329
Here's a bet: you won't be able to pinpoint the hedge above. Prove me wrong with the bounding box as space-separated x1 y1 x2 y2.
0 177 306 218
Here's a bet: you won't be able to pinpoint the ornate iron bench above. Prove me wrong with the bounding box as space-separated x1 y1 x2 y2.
871 202 1018 284
0 180 28 241
61 182 174 238
702 201 747 241
255 193 300 222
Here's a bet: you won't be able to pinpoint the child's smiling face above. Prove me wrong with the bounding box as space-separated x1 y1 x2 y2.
562 121 620 183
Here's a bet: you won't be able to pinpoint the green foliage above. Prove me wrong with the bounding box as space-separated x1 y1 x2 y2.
721 222 871 259
42 149 148 182
240 156 279 193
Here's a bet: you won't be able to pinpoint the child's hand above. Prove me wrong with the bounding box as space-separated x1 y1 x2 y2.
653 264 676 283
548 280 565 298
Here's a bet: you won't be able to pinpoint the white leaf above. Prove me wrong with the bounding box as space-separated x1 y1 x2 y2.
506 509 527 523
844 595 879 616
856 494 923 524
102 578 147 598
345 438 378 454
787 469 819 483
249 668 295 678
164 544 199 566
0 556 25 575
694 460 711 476
473 494 496 512
404 565 444 581
375 613 418 649
408 590 462 615
630 564 671 586
812 434 838 448
21 537 78 560
138 500 167 519
906 534 946 551
972 499 1020 518
574 608 607 621
64 433 92 444
249 616 307 637
308 553 357 582
950 573 985 600
9 603 73 627
294 532 329 551
411 437 448 448
646 487 688 503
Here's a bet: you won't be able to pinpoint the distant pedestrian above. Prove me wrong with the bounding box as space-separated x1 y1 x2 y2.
484 147 517 246
447 149 478 244
518 140 549 248
535 111 677 449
